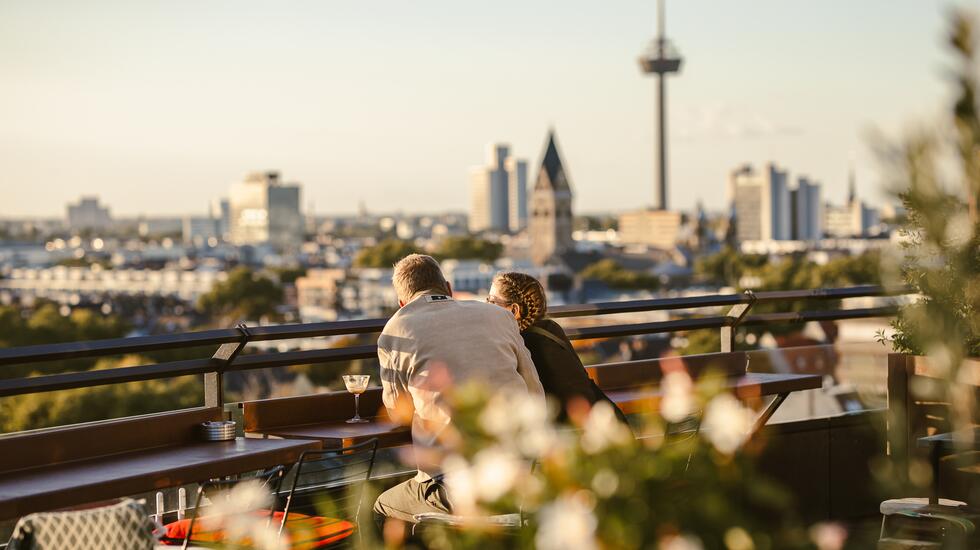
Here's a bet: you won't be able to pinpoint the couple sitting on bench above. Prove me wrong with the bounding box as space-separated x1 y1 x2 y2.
373 254 628 526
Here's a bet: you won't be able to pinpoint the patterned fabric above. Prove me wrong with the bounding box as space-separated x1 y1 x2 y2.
6 498 156 550
160 510 354 549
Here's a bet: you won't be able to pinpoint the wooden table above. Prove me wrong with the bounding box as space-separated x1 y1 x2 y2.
0 436 320 521
605 372 823 430
250 417 412 449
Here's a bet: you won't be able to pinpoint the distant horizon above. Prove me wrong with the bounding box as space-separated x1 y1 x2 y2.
1 0 970 218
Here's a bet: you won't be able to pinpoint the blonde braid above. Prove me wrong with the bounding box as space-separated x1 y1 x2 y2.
492 272 547 332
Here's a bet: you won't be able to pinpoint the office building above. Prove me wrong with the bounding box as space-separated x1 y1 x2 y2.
732 163 790 242
469 144 527 233
618 209 683 249
529 130 575 265
66 197 112 232
228 171 303 249
790 176 822 241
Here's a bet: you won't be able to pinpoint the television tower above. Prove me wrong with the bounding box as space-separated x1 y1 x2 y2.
638 0 682 211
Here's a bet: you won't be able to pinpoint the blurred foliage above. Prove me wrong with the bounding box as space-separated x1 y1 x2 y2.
0 355 202 433
0 303 130 379
352 239 421 268
198 267 283 325
581 259 660 291
272 266 307 285
432 235 503 263
407 378 816 550
883 10 980 366
694 246 768 287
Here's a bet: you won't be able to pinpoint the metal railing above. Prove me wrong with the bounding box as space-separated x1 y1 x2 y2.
0 285 909 406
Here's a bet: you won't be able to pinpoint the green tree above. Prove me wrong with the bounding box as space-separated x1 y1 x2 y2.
693 246 767 287
352 239 420 268
432 236 503 263
0 355 203 433
581 259 659 291
198 267 284 324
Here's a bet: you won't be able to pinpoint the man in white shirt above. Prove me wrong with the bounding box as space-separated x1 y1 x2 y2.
373 254 544 525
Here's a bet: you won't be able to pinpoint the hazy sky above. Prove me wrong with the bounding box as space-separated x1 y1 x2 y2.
0 1 971 218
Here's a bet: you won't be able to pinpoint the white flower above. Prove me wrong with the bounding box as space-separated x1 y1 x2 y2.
809 522 847 550
443 455 478 515
661 370 696 423
581 401 632 454
724 527 754 550
591 468 619 498
702 393 754 454
198 480 286 550
659 534 704 550
472 446 523 502
535 495 599 550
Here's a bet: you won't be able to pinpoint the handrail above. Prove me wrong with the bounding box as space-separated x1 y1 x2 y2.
0 285 911 400
0 285 910 367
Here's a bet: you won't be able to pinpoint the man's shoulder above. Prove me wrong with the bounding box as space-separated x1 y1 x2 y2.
454 299 516 323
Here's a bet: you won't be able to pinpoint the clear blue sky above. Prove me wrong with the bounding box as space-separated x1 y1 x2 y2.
0 0 971 218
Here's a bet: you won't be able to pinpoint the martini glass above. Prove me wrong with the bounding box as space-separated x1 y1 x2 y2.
342 374 371 423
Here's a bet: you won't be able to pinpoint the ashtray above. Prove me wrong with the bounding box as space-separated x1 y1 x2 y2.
201 420 237 441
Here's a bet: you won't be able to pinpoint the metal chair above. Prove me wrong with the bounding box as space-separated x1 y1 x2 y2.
179 465 287 550
664 409 703 473
278 438 379 549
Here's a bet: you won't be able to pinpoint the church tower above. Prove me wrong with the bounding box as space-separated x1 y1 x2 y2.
530 129 574 266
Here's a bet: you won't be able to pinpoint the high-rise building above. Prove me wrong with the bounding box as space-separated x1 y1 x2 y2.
824 170 880 238
790 176 822 241
210 198 231 241
507 157 528 232
529 130 574 266
228 171 303 249
469 144 527 233
66 197 112 232
732 163 790 242
617 209 683 249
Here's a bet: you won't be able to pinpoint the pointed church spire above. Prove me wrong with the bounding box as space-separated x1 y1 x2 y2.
536 129 571 192
848 163 856 205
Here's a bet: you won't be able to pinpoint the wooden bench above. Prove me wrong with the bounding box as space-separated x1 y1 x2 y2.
0 407 320 521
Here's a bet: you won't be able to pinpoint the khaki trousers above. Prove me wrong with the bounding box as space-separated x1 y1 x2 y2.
373 477 452 524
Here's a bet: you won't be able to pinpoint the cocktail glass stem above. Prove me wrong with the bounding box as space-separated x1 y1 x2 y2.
352 394 362 421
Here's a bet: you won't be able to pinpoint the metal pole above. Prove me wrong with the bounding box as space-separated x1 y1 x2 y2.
657 73 668 211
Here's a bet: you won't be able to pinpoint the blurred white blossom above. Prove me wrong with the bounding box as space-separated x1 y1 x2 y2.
809 522 847 550
702 393 754 454
443 455 478 515
591 468 619 498
659 533 704 550
472 446 523 502
198 480 286 550
661 370 696 423
535 495 598 550
581 401 632 454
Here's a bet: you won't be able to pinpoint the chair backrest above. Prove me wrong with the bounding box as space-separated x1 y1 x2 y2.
279 438 379 534
6 498 155 550
178 465 286 550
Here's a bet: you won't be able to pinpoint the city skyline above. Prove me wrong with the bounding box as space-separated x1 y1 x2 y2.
0 0 967 218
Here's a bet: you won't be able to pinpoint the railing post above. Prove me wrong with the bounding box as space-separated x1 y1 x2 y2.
205 323 250 409
720 290 755 353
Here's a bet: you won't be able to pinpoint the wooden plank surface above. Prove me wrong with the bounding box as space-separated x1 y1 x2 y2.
0 407 223 474
0 437 320 521
253 418 412 449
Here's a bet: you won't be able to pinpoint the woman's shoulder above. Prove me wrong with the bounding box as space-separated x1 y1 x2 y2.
524 318 570 344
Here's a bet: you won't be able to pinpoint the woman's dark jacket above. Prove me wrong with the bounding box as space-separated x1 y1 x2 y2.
522 318 630 426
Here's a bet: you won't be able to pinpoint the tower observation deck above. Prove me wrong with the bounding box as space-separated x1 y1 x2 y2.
638 0 682 211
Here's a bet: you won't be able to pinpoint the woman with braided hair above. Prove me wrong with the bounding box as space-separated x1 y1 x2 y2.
487 272 629 426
